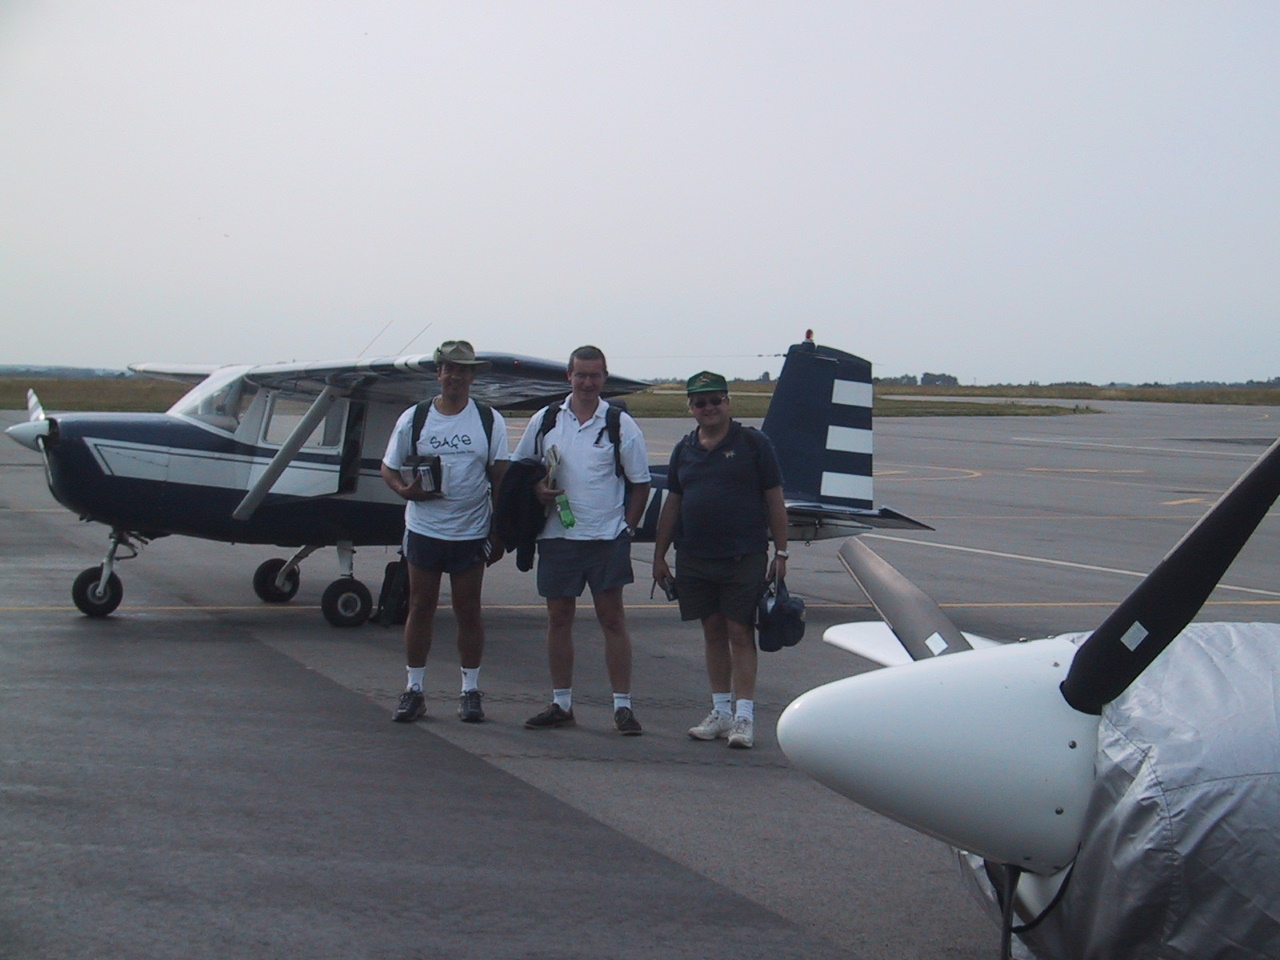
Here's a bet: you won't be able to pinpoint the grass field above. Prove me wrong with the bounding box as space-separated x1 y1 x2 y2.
4 376 1274 418
1 378 189 413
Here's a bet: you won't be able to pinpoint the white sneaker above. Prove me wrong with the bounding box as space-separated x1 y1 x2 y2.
727 716 754 749
688 710 734 741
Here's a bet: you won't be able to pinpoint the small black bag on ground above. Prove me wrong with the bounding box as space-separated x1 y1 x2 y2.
373 556 410 627
757 576 806 652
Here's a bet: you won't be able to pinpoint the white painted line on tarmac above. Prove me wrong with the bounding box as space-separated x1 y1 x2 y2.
1011 437 1263 459
865 533 1280 598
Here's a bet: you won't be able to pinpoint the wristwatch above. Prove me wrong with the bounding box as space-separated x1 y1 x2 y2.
774 550 789 559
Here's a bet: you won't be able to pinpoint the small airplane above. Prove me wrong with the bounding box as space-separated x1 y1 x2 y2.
6 334 925 626
777 433 1280 957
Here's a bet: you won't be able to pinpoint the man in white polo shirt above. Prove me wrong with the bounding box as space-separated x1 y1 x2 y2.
513 345 651 735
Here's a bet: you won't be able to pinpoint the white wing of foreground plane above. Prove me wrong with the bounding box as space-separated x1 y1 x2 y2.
823 621 999 668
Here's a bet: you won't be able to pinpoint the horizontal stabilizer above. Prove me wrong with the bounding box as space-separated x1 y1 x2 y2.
785 500 931 541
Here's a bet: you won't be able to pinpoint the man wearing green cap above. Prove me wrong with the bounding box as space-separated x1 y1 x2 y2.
651 371 789 749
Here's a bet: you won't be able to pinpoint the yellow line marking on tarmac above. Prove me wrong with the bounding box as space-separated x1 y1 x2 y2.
865 533 1280 598
876 464 982 482
1026 468 1144 474
1164 497 1210 505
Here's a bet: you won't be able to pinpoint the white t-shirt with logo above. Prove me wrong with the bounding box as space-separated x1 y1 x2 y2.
383 399 509 540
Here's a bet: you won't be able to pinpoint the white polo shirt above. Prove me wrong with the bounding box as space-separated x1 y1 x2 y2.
513 397 650 541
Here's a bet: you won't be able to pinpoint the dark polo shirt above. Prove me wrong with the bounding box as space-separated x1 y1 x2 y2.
666 421 783 560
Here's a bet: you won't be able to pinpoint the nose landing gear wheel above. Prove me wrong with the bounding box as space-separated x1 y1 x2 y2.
72 566 124 617
321 578 372 627
253 558 301 603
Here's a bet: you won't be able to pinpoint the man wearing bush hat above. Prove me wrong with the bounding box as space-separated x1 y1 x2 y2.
381 339 508 725
651 369 789 749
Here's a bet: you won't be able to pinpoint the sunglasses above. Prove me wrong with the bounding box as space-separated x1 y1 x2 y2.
690 396 726 408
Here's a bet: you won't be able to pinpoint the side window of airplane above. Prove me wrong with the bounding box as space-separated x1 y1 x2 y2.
262 395 349 450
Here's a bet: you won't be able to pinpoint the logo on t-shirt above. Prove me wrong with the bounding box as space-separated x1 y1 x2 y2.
428 433 474 451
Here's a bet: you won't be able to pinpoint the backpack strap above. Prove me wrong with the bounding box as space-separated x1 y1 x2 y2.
606 404 624 478
535 402 561 458
474 400 495 458
410 399 431 454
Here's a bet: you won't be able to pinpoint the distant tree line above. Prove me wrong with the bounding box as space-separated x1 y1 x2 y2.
874 373 959 387
875 374 1280 389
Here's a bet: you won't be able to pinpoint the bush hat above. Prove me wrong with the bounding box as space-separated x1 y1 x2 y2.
686 370 729 395
434 340 490 370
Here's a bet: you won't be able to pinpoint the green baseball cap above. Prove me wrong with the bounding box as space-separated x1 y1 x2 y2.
686 370 729 395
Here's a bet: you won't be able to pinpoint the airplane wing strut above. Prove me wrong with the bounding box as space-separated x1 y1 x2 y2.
232 387 342 522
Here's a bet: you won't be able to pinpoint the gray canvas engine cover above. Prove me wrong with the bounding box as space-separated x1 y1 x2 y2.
964 623 1280 960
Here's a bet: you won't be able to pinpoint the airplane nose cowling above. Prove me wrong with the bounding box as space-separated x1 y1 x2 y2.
777 637 1100 875
5 418 51 452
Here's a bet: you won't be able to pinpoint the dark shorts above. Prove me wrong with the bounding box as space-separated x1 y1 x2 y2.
536 536 634 598
675 551 768 625
404 531 487 575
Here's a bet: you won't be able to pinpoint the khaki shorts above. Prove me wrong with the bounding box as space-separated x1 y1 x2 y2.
675 551 768 625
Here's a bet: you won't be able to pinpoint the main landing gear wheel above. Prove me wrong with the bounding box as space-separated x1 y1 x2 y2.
321 578 372 628
252 558 301 603
72 566 124 617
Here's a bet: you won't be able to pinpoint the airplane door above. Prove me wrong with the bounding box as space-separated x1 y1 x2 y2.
252 393 351 498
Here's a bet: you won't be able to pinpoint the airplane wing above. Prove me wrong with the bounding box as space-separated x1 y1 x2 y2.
238 353 647 409
219 352 646 521
128 363 225 385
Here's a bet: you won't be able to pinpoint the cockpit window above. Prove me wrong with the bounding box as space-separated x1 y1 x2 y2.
262 395 348 450
170 367 259 432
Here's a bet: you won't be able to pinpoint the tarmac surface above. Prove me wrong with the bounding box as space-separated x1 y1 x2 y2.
2 401 1278 960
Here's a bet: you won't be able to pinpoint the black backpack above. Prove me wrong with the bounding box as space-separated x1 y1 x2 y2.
372 556 410 627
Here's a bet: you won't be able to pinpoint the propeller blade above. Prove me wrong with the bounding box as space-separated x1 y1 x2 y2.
1061 435 1280 714
26 389 46 421
837 537 973 659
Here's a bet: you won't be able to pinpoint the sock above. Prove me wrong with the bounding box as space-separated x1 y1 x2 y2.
613 693 632 710
461 667 480 693
712 692 733 716
553 688 573 711
735 699 754 722
406 666 425 691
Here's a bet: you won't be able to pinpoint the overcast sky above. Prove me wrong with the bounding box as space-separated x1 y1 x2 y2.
2 2 1278 384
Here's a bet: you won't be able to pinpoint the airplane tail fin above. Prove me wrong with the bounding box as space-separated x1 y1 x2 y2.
762 337 928 537
763 337 874 508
